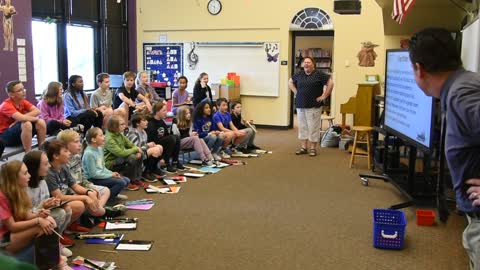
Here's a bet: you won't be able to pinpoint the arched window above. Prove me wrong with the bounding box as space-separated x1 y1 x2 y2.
290 8 333 30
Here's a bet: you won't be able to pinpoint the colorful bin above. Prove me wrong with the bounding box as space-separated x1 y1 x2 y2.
373 209 406 250
416 209 435 226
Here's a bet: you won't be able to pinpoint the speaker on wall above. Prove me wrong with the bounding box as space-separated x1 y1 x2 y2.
334 0 362 15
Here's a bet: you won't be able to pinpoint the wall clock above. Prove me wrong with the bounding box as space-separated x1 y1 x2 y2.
207 0 222 15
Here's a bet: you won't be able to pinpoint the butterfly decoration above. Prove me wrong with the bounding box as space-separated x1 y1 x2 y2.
264 43 279 63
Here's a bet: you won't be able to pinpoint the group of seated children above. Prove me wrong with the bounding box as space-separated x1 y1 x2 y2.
0 70 261 269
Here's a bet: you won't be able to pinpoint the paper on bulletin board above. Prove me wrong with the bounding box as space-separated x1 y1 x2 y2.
17 38 25 46
17 47 25 55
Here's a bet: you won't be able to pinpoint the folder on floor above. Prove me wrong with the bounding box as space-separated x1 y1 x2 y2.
115 240 153 251
105 220 137 231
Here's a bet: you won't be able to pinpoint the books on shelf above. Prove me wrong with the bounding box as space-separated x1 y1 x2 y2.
298 48 331 58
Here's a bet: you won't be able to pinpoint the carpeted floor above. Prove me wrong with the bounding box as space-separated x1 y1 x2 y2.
70 127 469 270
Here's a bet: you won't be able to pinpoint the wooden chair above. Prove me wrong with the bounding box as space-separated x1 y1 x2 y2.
349 126 373 169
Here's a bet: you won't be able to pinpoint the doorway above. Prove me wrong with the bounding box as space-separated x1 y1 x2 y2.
289 30 335 128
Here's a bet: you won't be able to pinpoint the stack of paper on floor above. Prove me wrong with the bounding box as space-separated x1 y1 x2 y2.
165 176 187 183
125 199 154 210
231 153 258 158
183 172 205 178
198 167 222 174
115 240 153 251
72 256 116 270
145 185 181 194
85 234 124 245
105 219 137 231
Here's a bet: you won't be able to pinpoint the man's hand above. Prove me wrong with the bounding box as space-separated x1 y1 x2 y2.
112 172 121 178
465 178 480 207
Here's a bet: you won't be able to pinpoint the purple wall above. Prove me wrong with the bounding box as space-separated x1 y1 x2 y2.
128 0 137 72
0 0 34 102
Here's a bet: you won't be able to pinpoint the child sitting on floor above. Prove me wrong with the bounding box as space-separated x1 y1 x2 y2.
44 140 106 226
146 102 185 173
173 106 215 166
56 129 112 211
23 150 73 256
230 101 261 151
213 98 247 154
192 101 225 160
104 115 143 187
0 160 58 264
127 114 164 180
82 127 131 202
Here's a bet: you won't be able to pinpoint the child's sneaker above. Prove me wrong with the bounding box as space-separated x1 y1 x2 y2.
116 194 128 200
202 159 214 166
212 153 222 161
175 162 187 171
230 148 244 155
151 168 166 178
142 172 158 183
61 246 73 258
220 151 230 159
60 234 75 247
165 165 177 174
65 223 90 234
127 184 140 191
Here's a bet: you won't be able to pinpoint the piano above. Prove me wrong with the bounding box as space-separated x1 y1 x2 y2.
340 83 381 127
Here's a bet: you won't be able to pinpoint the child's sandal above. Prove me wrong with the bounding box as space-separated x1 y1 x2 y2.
309 149 317 157
295 148 308 155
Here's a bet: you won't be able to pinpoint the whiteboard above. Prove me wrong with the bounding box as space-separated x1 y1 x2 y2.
462 18 480 72
182 42 280 97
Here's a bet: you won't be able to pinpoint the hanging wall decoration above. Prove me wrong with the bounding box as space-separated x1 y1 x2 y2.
264 43 279 63
187 42 199 70
0 0 17 51
357 41 378 67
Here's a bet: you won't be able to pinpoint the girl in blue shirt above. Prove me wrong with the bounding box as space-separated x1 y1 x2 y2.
82 128 130 202
193 101 224 161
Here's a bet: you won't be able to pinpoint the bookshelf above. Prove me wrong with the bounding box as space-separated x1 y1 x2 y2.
295 48 332 72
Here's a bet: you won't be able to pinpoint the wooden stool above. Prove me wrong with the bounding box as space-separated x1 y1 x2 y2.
320 115 335 130
349 126 373 169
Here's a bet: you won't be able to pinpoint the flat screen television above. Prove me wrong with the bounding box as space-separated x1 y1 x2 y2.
384 49 434 152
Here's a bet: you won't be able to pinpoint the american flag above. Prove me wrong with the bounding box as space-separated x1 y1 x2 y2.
391 0 416 24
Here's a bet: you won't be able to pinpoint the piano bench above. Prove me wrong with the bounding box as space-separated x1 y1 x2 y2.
349 126 373 170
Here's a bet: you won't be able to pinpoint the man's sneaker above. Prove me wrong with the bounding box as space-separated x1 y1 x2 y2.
202 159 214 166
127 184 140 191
60 234 75 247
116 194 128 200
61 246 73 258
236 147 249 154
220 151 231 159
174 162 187 171
65 223 90 234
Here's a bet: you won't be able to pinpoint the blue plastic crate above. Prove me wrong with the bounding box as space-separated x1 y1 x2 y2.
373 209 406 250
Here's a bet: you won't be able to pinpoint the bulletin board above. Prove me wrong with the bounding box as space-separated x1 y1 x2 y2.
143 43 184 88
183 42 280 97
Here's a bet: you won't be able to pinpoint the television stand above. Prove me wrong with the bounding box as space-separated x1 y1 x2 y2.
359 145 436 210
